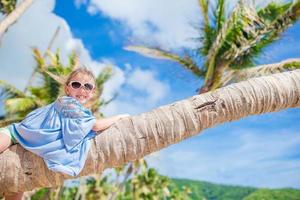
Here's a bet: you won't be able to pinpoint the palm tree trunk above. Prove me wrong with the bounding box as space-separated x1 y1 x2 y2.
0 69 300 196
0 0 35 40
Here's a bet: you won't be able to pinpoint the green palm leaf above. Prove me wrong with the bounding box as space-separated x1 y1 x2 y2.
33 48 66 83
203 2 246 85
220 1 300 68
124 0 300 95
125 46 205 77
96 66 113 86
0 117 23 127
32 48 46 70
5 97 38 116
214 0 226 32
197 0 217 55
204 1 300 86
31 48 66 103
198 0 210 29
0 0 17 14
68 51 80 70
222 58 300 86
0 80 25 99
46 49 61 69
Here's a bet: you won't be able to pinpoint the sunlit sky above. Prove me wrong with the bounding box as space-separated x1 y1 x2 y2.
0 0 299 188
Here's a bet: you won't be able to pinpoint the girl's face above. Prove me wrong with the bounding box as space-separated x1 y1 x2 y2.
65 73 96 104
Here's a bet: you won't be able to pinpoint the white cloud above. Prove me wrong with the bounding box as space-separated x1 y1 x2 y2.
76 0 291 49
127 68 169 104
82 0 200 49
101 65 170 115
101 60 126 100
78 0 294 51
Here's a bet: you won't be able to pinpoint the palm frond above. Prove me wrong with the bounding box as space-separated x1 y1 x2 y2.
204 2 247 85
0 80 25 99
43 69 66 85
222 58 300 86
125 46 205 77
28 87 49 102
54 49 64 71
0 117 23 127
32 48 66 102
33 48 63 81
32 48 46 70
223 1 300 69
198 0 210 28
42 71 64 103
46 50 60 69
214 0 226 31
5 97 38 116
220 4 266 67
205 1 299 76
197 0 217 56
68 50 80 70
257 1 291 24
260 0 300 43
96 66 114 86
0 0 17 14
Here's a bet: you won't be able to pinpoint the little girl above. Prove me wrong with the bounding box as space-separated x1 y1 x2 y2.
0 67 129 199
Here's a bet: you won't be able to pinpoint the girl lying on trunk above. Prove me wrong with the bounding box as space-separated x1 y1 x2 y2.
0 67 129 200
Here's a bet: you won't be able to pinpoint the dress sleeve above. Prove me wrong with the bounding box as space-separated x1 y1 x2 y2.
56 96 96 152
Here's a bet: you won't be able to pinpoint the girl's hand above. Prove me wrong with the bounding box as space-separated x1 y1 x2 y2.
93 114 131 132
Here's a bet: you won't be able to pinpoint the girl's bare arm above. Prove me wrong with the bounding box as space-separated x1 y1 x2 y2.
92 114 130 132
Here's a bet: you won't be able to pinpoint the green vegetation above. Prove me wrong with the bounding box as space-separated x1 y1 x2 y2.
125 0 300 93
244 189 300 200
0 0 17 14
30 177 300 200
172 178 300 200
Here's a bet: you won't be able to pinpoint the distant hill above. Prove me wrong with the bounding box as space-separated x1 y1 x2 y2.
172 178 300 200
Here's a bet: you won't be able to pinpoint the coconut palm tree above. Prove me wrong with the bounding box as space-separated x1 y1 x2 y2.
0 68 299 196
125 0 300 93
0 0 35 39
124 1 300 196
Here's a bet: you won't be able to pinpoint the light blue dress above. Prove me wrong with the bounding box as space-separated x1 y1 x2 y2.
9 96 97 176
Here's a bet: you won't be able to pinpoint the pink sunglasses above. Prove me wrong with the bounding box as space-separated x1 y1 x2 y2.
69 81 95 91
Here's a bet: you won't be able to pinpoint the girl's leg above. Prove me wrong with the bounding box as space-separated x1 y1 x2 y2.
0 131 23 199
0 131 12 153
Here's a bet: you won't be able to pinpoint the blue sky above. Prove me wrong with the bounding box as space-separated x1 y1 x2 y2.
0 0 300 189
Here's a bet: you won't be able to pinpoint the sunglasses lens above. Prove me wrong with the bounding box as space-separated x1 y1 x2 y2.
71 82 81 89
84 83 94 91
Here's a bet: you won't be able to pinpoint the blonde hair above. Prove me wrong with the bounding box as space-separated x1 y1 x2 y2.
65 67 96 86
